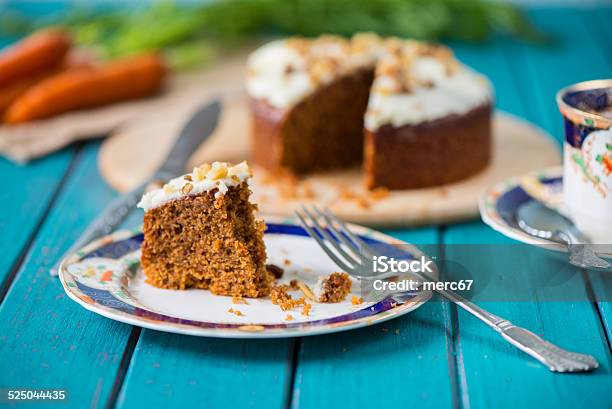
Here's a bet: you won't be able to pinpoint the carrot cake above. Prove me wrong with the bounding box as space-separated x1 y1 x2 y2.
137 161 273 297
246 34 493 189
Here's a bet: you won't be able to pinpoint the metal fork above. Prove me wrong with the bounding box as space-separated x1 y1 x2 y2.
295 205 599 373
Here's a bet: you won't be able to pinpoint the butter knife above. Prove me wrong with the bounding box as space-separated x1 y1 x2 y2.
51 99 222 275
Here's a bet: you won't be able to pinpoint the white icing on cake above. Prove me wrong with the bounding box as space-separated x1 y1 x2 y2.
246 34 380 110
245 34 492 129
137 161 252 211
365 60 492 130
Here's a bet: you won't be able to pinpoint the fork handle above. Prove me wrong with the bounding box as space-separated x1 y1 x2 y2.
429 284 599 372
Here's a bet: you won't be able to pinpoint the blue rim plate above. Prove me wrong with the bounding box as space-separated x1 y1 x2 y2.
59 216 433 338
479 166 612 259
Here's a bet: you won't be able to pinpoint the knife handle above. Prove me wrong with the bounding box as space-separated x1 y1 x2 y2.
50 180 162 276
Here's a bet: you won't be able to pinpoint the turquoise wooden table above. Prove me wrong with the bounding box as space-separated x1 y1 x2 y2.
1 7 611 409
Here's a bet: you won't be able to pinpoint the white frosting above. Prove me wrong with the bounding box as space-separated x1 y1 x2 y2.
246 41 313 108
365 60 492 130
246 35 492 129
246 36 379 109
137 161 251 211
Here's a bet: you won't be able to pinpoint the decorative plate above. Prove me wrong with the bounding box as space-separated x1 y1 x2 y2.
479 166 612 259
59 217 433 338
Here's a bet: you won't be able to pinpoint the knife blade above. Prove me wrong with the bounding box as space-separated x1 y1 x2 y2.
51 99 222 275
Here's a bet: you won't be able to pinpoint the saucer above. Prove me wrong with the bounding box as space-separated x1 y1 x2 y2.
479 167 612 259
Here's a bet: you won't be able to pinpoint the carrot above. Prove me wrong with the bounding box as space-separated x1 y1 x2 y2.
4 53 166 124
0 28 71 88
0 54 94 116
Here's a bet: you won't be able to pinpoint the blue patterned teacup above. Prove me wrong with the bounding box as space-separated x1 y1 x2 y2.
557 79 612 243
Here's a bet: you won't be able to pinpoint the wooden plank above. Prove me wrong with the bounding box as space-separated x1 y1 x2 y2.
0 143 134 409
290 228 459 409
443 223 612 408
116 231 441 409
0 151 74 294
116 331 293 409
440 8 612 408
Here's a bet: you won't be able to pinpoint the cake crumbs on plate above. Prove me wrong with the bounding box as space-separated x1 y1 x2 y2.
227 308 244 316
301 302 312 316
270 285 307 311
232 296 248 305
289 279 299 290
351 295 363 305
285 314 294 321
315 272 352 303
283 258 292 266
369 187 389 200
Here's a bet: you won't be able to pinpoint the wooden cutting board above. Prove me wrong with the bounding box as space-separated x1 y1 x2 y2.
98 54 561 227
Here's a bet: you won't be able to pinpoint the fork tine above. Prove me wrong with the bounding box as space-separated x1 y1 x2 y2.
312 206 370 264
295 209 357 273
322 208 378 256
300 205 364 268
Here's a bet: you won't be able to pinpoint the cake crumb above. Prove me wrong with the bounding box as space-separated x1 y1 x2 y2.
228 308 244 317
301 302 312 316
302 183 316 199
270 285 307 311
266 264 284 279
369 187 389 200
289 279 299 290
356 197 371 209
315 272 352 303
285 314 294 321
232 296 248 305
351 295 363 305
283 258 291 266
270 285 293 310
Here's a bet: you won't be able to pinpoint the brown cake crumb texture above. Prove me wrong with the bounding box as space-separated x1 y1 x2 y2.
318 272 352 303
270 284 308 311
141 182 273 298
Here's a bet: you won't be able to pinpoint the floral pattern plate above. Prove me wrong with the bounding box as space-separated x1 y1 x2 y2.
59 217 433 338
479 166 612 259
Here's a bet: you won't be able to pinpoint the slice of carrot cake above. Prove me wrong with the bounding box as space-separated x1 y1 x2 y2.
137 161 273 297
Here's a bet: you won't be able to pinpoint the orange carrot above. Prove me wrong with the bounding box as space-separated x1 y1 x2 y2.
0 28 71 87
4 53 166 124
0 55 94 116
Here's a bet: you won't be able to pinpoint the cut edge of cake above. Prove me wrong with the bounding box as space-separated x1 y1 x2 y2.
137 161 273 298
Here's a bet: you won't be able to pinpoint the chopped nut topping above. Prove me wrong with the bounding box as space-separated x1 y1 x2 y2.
208 165 228 180
181 183 193 194
296 281 316 302
183 175 192 181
